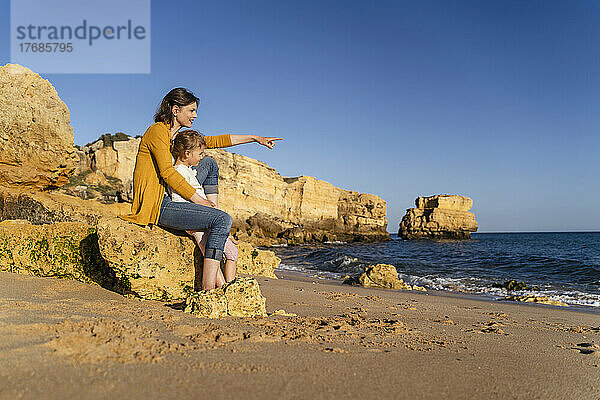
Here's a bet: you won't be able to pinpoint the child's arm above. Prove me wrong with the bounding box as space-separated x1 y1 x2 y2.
191 192 216 208
177 165 216 208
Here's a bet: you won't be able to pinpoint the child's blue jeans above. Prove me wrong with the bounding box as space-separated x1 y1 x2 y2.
192 156 219 195
157 156 230 261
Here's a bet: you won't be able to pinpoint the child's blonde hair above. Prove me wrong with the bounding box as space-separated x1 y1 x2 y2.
171 130 206 160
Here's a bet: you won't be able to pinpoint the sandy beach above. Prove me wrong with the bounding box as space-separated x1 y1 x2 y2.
1 270 598 400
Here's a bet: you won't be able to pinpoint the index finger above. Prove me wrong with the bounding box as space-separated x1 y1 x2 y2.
265 137 283 141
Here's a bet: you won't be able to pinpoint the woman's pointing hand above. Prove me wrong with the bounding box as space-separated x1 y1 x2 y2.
256 136 283 149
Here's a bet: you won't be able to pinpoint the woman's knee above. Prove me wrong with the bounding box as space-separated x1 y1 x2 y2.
214 211 232 232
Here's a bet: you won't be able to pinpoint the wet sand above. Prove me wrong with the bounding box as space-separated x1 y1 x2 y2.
1 270 599 399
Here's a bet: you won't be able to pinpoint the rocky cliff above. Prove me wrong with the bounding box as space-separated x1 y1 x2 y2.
205 148 388 244
399 194 478 240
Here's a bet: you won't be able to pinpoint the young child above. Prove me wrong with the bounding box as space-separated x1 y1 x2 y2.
168 130 238 288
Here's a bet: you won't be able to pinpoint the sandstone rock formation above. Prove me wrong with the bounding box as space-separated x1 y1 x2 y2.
95 216 280 300
236 241 279 279
0 64 78 190
0 215 280 301
208 149 388 245
70 133 141 202
96 217 198 300
399 194 478 240
345 264 426 291
0 218 270 317
184 277 267 318
0 219 129 293
70 133 389 245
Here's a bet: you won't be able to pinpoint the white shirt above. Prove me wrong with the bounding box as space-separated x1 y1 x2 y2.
167 163 206 202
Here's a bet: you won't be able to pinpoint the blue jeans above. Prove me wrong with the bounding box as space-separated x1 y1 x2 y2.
157 157 230 260
191 156 219 195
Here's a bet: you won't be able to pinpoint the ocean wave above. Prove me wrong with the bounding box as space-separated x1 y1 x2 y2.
277 263 347 280
398 273 600 308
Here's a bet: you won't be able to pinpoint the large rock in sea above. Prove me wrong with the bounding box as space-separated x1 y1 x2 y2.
69 134 389 245
399 194 478 240
0 64 78 190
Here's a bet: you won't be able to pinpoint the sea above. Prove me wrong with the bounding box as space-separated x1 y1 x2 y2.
265 232 600 311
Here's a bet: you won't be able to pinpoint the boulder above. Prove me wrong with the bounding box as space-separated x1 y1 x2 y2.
95 217 280 300
0 64 78 190
184 288 228 318
495 280 540 292
96 217 198 301
223 277 268 317
236 241 279 279
346 264 425 291
399 195 478 240
0 220 128 293
184 277 267 318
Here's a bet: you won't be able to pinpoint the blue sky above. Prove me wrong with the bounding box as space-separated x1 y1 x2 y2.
1 0 598 232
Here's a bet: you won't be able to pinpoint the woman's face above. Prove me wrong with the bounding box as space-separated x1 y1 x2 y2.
173 102 197 128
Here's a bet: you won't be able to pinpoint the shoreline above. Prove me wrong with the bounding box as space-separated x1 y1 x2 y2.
274 269 600 315
2 270 599 399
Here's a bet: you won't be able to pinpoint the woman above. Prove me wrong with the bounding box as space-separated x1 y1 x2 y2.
120 88 282 290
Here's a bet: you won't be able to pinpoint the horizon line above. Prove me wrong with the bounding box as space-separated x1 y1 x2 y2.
387 230 600 234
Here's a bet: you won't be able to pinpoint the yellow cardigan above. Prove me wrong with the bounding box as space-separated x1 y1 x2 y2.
119 122 232 226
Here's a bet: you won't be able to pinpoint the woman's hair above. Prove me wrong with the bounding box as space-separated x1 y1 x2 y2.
171 130 206 160
154 88 199 125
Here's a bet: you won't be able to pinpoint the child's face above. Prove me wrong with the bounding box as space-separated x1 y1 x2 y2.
183 145 205 166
